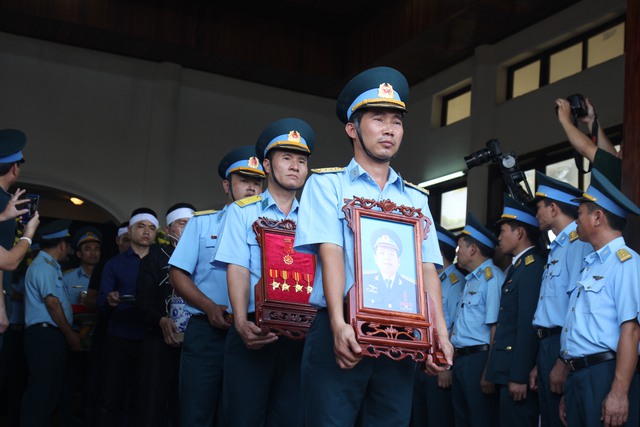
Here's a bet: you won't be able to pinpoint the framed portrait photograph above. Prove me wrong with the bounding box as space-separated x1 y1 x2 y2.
343 197 445 363
253 217 317 339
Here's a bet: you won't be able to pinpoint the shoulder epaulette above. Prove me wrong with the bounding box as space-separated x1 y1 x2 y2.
62 268 74 275
617 248 632 263
311 167 344 174
235 195 262 207
193 209 218 216
404 180 429 196
449 273 459 285
484 267 493 280
569 230 579 242
525 254 535 266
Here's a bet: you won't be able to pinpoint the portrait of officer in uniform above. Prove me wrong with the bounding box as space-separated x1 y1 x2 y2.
362 227 417 313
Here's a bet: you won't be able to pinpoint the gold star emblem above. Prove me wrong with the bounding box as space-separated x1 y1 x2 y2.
271 281 280 290
306 285 313 294
295 284 303 293
282 283 290 291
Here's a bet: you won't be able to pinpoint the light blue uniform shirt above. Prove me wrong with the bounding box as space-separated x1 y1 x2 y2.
62 267 91 304
169 206 230 315
450 259 504 348
294 158 442 308
533 222 592 329
24 251 73 327
214 189 299 314
440 264 466 333
560 237 640 358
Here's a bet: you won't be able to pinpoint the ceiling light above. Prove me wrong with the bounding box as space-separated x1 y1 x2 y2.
418 171 465 188
69 197 84 206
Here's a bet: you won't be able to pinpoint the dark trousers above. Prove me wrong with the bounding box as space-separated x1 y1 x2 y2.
96 333 141 427
0 326 27 427
537 334 563 427
179 315 226 427
301 310 417 427
497 383 539 427
565 359 639 427
451 351 498 427
21 325 72 427
223 320 305 427
411 368 454 427
136 329 181 427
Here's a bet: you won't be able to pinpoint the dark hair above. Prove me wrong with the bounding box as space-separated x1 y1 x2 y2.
542 198 578 219
439 242 457 264
459 235 495 258
0 161 17 177
40 236 70 250
130 207 157 218
586 202 627 232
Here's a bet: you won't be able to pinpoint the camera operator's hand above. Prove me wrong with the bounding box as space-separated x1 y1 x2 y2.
23 211 40 240
0 188 30 221
555 99 574 126
578 97 597 128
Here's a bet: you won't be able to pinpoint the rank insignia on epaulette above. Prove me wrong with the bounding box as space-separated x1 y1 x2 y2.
484 267 493 280
569 230 579 242
311 167 344 174
617 248 632 263
193 209 218 216
525 255 535 266
449 273 459 285
403 180 429 196
235 195 262 207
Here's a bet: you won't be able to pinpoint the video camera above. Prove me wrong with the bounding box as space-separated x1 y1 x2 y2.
464 139 533 204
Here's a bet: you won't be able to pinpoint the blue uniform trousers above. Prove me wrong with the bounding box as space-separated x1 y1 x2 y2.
451 351 498 427
302 310 417 427
223 319 304 427
179 315 227 427
537 334 563 427
411 369 454 427
565 359 639 427
21 325 73 427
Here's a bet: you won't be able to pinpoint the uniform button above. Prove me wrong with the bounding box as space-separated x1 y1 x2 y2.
500 306 503 311
565 327 569 332
504 289 509 293
540 296 543 300
506 346 512 351
572 307 575 311
563 350 568 355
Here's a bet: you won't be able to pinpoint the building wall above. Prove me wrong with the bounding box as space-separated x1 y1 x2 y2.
0 0 626 223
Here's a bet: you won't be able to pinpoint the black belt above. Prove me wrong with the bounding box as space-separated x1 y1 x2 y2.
454 344 489 358
9 324 24 332
563 351 616 372
536 326 562 340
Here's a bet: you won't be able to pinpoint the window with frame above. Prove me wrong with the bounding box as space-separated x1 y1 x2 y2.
508 17 625 100
441 86 471 127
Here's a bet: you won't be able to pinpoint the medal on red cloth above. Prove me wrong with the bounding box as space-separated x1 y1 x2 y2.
269 269 281 290
283 237 294 265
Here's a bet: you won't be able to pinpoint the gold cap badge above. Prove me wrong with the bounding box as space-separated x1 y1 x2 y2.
378 83 394 99
288 130 301 143
248 156 259 169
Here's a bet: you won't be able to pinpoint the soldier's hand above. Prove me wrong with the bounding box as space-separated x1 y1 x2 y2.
0 308 9 334
332 322 362 369
559 396 567 426
235 318 277 350
549 359 569 394
66 331 82 351
480 372 496 395
555 99 574 126
528 365 538 391
425 338 453 375
601 390 629 427
106 291 120 307
437 369 452 389
159 317 181 347
508 381 527 401
23 211 40 239
206 303 230 330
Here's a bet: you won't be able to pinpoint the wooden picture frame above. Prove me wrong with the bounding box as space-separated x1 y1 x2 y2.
253 217 317 339
343 197 446 363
